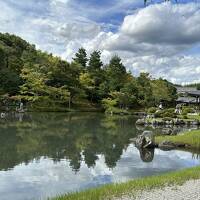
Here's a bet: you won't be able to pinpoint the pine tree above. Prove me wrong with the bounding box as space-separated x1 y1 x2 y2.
73 48 88 68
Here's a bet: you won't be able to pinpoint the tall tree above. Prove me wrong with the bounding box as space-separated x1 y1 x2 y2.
106 55 127 91
73 48 88 69
88 50 103 72
137 73 154 107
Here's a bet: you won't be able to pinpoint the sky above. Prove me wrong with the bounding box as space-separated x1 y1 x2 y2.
1 0 200 84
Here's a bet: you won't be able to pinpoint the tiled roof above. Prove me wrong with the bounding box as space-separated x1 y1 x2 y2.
176 97 197 103
176 87 200 96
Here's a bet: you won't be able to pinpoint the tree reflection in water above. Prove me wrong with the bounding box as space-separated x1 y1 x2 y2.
0 112 199 172
0 113 140 171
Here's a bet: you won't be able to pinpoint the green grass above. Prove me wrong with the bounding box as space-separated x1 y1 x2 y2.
155 130 200 149
187 114 200 121
51 166 200 200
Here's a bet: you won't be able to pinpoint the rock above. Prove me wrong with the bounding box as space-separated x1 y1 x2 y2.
191 120 199 126
174 119 185 125
135 131 155 148
136 118 146 125
158 140 176 151
162 128 172 135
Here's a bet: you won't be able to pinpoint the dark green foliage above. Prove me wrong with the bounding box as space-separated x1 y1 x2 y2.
0 33 178 111
0 33 36 95
0 68 22 95
106 55 127 91
73 47 88 68
147 107 157 114
182 107 195 115
182 115 188 119
88 50 103 72
154 108 176 118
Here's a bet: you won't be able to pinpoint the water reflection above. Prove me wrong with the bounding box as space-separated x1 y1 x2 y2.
0 113 141 171
139 148 155 162
0 113 200 200
0 113 200 172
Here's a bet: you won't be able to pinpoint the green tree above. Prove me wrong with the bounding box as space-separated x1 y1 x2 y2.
20 64 69 105
73 48 88 69
152 79 177 106
137 73 154 107
87 50 106 102
106 55 127 91
0 68 22 95
88 50 103 72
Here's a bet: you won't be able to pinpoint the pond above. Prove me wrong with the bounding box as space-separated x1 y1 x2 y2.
0 112 200 200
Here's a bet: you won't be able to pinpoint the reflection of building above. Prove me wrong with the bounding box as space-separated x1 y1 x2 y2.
176 87 200 105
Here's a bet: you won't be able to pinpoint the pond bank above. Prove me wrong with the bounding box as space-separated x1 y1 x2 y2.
155 130 200 150
52 166 200 200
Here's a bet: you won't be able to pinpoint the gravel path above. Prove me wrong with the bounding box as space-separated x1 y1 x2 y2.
115 179 200 200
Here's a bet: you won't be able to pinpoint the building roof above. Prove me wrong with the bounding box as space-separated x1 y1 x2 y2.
176 96 197 103
176 87 200 97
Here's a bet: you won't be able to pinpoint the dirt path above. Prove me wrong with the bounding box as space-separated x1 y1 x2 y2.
115 179 200 200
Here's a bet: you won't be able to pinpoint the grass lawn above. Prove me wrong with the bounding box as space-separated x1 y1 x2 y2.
155 130 200 150
51 166 200 200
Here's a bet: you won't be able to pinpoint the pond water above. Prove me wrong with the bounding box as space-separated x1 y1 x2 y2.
0 112 200 200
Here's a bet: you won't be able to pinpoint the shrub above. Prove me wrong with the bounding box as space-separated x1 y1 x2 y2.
163 117 173 121
154 108 176 118
182 115 188 119
147 107 157 114
182 107 195 115
162 111 176 118
154 110 164 118
102 98 117 110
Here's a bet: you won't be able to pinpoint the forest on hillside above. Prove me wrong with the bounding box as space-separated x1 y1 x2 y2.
0 33 177 112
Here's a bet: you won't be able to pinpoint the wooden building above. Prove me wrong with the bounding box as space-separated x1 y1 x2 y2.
176 87 200 105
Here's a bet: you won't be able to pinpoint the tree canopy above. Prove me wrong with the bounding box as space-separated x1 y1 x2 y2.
0 33 177 111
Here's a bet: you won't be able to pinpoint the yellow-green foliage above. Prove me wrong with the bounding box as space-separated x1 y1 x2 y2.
187 114 200 121
155 130 200 149
52 166 200 200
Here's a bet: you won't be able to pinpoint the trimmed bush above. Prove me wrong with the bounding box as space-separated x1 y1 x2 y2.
182 107 195 115
147 107 157 114
182 115 188 119
163 117 173 121
155 108 176 118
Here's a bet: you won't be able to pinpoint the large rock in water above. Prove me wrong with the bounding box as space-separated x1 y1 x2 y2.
135 131 155 148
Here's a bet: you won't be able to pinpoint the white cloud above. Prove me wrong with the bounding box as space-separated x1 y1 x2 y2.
0 1 200 84
51 0 70 4
78 2 200 84
121 3 200 45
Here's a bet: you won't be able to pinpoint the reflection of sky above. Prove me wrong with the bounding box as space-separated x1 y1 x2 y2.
0 145 199 200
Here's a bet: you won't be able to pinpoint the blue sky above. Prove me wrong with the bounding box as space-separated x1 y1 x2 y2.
0 0 200 84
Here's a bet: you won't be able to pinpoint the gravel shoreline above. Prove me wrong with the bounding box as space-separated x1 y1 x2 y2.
115 179 200 200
